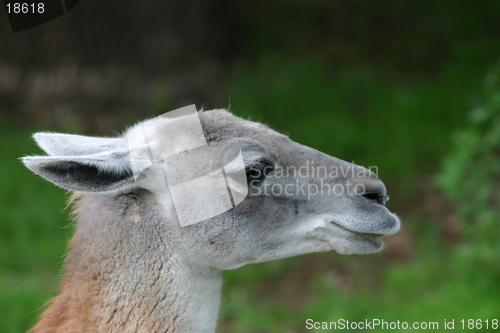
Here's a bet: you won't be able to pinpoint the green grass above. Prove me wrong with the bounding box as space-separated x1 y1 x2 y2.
227 50 489 182
0 129 68 333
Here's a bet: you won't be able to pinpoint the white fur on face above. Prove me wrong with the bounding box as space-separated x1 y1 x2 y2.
24 109 400 263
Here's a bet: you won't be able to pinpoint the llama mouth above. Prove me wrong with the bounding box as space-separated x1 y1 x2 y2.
349 231 384 247
328 221 386 251
330 221 385 239
331 222 385 249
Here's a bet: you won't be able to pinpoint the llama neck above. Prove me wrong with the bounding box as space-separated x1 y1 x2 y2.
92 259 222 333
32 194 223 333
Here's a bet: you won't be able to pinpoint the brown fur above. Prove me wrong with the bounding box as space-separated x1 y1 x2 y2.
30 193 179 333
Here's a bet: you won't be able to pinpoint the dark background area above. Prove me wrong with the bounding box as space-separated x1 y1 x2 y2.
1 1 499 332
2 1 499 131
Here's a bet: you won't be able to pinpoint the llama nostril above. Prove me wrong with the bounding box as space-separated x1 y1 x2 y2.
362 192 386 205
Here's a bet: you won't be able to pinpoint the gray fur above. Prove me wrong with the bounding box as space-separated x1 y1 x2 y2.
23 109 400 333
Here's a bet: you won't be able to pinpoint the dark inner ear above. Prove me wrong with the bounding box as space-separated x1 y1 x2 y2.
41 160 134 192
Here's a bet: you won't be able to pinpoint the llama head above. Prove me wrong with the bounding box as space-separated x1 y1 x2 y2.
23 109 400 271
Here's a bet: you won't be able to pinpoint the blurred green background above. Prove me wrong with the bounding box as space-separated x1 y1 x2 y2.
1 1 499 332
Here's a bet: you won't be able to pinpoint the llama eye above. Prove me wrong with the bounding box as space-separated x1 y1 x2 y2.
246 166 261 180
245 161 274 183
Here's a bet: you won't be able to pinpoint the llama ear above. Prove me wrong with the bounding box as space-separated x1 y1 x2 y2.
33 132 123 156
22 149 135 193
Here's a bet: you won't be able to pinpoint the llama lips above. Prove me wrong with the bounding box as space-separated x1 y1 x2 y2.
354 233 384 249
328 221 385 252
330 221 385 238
